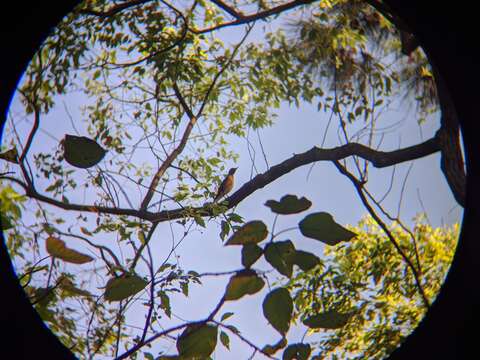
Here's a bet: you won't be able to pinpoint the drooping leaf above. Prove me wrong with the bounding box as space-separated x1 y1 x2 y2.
104 274 148 302
263 287 293 335
293 250 321 271
0 147 18 164
302 310 353 329
59 276 92 297
283 343 312 360
176 323 218 358
46 236 94 264
299 212 357 246
224 269 265 301
62 134 106 168
265 195 312 214
241 244 263 268
262 337 288 355
264 240 296 277
220 331 230 350
225 221 268 246
158 290 172 318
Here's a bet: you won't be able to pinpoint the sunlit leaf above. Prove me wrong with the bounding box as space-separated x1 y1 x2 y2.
241 244 263 268
265 195 312 214
59 276 92 297
283 343 311 360
225 221 268 246
263 287 293 335
62 134 106 168
299 212 356 245
176 323 218 358
264 240 296 277
220 312 234 321
46 236 94 264
224 269 265 301
302 310 353 329
104 274 148 302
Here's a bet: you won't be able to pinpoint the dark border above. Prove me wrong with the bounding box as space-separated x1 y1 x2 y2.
0 1 477 359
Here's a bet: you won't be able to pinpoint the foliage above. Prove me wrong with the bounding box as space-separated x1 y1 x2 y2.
0 0 462 359
289 215 459 359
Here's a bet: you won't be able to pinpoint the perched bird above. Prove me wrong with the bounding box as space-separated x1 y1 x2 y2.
213 167 237 202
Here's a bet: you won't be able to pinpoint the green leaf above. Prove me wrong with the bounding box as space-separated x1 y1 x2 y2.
263 287 293 335
299 212 356 246
265 195 312 215
220 312 234 321
225 220 268 246
302 310 353 329
224 270 265 301
0 147 18 164
293 250 321 271
46 236 94 264
176 323 218 358
194 215 206 228
104 274 148 302
62 134 106 168
283 343 311 360
264 240 296 277
220 331 230 350
241 244 263 268
262 337 287 355
158 290 172 318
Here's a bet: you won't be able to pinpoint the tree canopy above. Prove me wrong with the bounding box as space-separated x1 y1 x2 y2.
0 0 464 359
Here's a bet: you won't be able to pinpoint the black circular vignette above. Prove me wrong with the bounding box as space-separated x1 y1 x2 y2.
0 1 477 359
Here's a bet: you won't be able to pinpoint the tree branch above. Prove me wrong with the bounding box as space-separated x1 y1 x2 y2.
79 0 154 18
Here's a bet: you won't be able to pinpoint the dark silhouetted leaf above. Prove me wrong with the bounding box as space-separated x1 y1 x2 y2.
299 212 356 246
264 240 296 277
0 147 18 164
302 310 353 329
104 274 148 302
225 220 268 246
63 134 106 168
241 244 263 268
262 337 288 355
224 270 265 301
265 195 312 214
263 287 293 335
176 323 218 358
46 236 94 264
283 343 311 360
293 250 321 271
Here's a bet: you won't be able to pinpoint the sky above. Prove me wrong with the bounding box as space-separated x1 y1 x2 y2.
1 2 464 359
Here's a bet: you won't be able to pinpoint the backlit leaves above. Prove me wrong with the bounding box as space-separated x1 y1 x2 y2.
299 212 356 245
46 236 94 264
104 274 148 302
225 220 268 245
263 287 293 335
224 269 265 301
62 134 106 168
265 194 312 214
176 323 218 358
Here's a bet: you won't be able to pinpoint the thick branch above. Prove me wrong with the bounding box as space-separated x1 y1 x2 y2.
193 0 316 34
2 135 440 223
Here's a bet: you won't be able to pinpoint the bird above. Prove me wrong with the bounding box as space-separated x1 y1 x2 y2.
213 167 238 202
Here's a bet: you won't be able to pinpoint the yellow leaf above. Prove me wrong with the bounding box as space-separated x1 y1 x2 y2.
46 236 94 264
